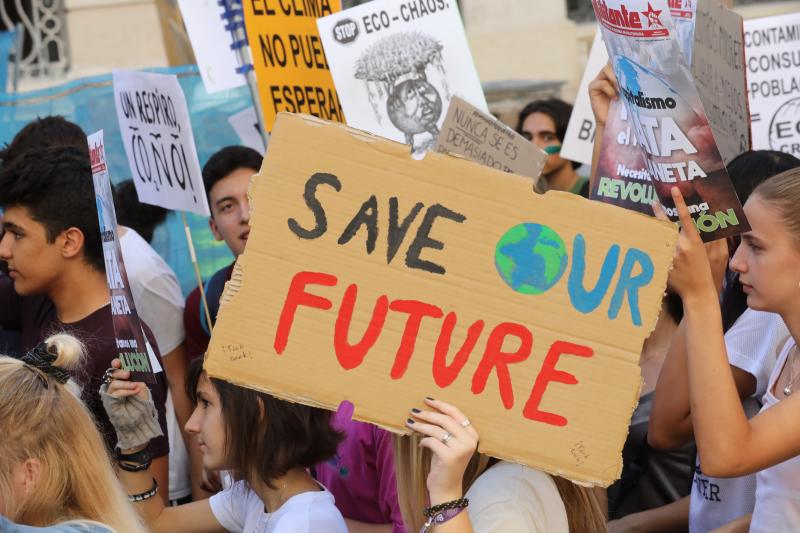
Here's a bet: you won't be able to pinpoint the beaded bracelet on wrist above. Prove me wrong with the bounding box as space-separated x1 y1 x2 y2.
118 459 151 473
129 478 159 503
423 497 469 517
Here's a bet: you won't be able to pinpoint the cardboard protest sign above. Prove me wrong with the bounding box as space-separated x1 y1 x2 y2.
318 0 487 155
745 12 800 158
435 96 547 192
88 130 162 383
592 0 749 241
177 0 247 94
243 0 343 132
228 107 266 154
204 113 678 486
562 31 609 167
692 1 749 165
113 70 210 217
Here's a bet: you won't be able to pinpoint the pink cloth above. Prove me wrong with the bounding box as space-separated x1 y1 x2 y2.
315 402 405 533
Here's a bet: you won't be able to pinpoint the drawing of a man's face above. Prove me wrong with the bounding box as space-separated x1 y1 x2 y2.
387 78 442 135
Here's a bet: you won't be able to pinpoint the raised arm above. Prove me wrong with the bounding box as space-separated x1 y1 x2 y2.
662 189 800 477
102 360 225 532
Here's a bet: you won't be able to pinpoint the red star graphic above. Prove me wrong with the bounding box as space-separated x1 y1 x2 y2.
642 3 663 28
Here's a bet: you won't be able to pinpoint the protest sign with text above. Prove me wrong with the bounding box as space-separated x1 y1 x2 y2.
745 12 800 158
563 2 698 167
592 0 749 241
243 0 343 132
692 0 749 165
436 96 546 192
88 130 161 383
228 106 266 154
113 70 210 217
205 113 677 486
318 0 487 155
177 0 247 94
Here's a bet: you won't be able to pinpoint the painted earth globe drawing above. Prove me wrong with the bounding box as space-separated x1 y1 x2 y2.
495 223 568 295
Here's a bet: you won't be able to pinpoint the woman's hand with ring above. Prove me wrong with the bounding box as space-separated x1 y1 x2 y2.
406 397 479 505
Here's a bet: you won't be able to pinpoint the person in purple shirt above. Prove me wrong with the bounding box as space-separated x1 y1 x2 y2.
315 402 405 533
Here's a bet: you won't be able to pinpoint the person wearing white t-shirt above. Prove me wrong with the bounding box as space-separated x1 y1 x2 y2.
118 226 193 505
661 171 800 533
393 398 606 533
103 357 348 533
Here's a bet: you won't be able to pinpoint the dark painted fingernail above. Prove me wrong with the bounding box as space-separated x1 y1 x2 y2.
406 418 415 424
426 396 434 401
411 408 421 414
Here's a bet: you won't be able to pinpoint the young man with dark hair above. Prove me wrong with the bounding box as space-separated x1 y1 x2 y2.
517 98 589 197
0 146 171 500
183 145 262 359
1 115 196 505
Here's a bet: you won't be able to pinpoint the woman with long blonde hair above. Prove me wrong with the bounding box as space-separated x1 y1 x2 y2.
0 333 145 532
395 398 607 532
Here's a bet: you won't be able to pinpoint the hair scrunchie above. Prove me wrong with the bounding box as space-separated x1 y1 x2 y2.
21 342 71 385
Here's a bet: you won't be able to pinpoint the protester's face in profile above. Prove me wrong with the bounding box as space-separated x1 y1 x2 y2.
0 206 63 295
208 167 253 258
186 373 228 471
520 112 568 178
730 194 800 314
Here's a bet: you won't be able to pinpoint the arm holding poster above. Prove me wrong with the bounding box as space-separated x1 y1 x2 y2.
663 181 800 492
588 62 619 190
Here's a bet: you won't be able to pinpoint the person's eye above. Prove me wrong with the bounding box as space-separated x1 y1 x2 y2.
219 203 233 213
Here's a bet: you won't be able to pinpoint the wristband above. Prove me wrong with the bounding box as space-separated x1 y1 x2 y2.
419 507 466 532
128 478 159 503
116 446 151 465
423 497 469 517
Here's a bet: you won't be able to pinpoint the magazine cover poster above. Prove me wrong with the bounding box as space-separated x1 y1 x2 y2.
318 0 487 154
592 0 749 241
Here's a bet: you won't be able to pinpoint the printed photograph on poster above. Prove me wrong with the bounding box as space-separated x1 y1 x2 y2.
177 0 247 94
113 70 210 217
745 12 800 158
592 0 749 241
318 0 487 155
591 99 657 213
563 1 694 168
88 130 161 383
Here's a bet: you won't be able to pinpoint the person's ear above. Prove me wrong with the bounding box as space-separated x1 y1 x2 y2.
60 227 85 260
19 458 42 495
208 217 224 242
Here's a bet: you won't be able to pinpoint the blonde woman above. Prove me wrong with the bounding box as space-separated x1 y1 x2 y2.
0 334 146 532
395 398 607 532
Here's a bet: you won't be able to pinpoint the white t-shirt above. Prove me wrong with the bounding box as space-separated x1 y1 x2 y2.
209 480 348 533
690 309 788 533
465 461 569 533
119 227 190 500
751 338 800 532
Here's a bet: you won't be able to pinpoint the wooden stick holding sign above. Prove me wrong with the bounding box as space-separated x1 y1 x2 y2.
182 211 214 332
112 69 217 332
205 113 678 486
88 130 162 383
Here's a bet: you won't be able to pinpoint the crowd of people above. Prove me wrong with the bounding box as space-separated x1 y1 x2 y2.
0 59 799 533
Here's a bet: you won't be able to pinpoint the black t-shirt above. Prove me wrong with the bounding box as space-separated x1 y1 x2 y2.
0 274 170 457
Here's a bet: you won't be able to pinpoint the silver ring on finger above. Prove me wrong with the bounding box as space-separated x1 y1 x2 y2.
102 368 115 386
441 432 453 445
460 418 471 429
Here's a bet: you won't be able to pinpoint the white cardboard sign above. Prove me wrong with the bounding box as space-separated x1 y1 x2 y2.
113 70 210 217
745 12 800 158
317 0 487 155
228 106 266 154
177 0 248 94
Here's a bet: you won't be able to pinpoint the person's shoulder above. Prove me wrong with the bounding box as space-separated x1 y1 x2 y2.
0 516 115 533
119 228 176 278
273 489 347 532
467 461 560 503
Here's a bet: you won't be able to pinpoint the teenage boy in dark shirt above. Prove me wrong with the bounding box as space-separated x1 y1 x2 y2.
0 146 170 501
183 146 262 359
